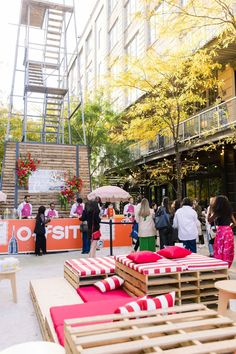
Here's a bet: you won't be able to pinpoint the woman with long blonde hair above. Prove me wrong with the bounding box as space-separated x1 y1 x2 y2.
135 198 156 251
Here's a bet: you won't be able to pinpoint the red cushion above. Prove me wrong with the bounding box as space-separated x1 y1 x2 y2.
157 246 192 259
50 298 137 329
55 325 64 346
127 251 162 264
76 286 131 302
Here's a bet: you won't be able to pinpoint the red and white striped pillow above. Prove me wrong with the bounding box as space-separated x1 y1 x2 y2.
94 275 124 293
114 292 175 314
114 296 148 314
140 291 175 311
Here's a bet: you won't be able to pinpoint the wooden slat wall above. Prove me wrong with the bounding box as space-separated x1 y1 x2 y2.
1 142 90 217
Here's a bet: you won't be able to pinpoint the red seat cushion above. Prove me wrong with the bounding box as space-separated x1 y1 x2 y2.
55 325 64 346
50 298 137 329
127 251 162 264
76 285 132 302
157 246 192 259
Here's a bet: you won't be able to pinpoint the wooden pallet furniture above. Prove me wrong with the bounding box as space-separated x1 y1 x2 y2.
0 267 20 303
215 280 236 315
64 257 115 289
115 254 228 306
64 303 236 354
30 277 83 341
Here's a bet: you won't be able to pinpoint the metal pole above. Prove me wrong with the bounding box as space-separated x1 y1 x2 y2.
73 0 86 145
109 219 113 256
23 3 31 142
64 12 71 144
6 9 22 141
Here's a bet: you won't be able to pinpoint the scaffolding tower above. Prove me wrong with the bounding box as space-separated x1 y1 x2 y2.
7 0 83 144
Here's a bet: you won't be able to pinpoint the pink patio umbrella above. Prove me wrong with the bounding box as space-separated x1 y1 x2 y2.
0 191 7 203
87 186 131 202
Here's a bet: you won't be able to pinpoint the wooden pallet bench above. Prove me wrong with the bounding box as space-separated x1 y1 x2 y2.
64 303 236 354
30 277 83 342
115 254 228 306
64 256 115 288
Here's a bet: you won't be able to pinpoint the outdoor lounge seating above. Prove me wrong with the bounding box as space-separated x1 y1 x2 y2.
115 254 228 304
50 297 137 346
64 256 115 288
30 253 230 349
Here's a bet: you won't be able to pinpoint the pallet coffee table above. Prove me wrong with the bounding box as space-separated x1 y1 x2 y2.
64 303 236 353
64 256 115 288
115 254 228 306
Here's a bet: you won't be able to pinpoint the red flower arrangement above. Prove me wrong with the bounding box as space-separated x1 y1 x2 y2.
59 176 83 209
16 153 40 187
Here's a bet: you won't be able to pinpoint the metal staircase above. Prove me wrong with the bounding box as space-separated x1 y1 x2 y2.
7 0 78 144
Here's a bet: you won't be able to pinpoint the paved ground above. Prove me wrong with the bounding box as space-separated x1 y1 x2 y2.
0 243 236 351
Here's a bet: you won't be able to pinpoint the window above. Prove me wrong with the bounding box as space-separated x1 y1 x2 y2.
109 0 118 15
110 59 119 78
109 20 118 50
97 62 102 84
97 28 102 50
126 33 139 58
125 0 137 27
86 31 92 56
86 62 93 93
79 49 84 72
149 8 158 44
69 59 77 95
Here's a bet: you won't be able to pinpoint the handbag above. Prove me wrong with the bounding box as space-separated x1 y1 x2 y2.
92 230 101 240
209 224 217 244
80 221 88 233
155 207 171 230
130 222 138 240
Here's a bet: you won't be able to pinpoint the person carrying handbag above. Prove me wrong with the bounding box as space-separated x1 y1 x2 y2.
82 200 101 258
79 209 90 254
155 197 173 249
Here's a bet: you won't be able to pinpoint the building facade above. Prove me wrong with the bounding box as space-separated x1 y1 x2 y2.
69 0 236 208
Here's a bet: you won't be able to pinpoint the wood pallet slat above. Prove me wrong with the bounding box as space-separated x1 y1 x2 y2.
64 304 236 354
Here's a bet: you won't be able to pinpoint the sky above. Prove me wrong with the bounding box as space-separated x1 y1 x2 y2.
0 0 95 107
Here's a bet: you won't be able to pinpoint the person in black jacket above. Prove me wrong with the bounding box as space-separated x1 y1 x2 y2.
80 200 101 257
34 206 50 256
156 197 173 249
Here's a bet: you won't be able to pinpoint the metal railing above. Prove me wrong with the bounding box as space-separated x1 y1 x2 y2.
130 96 236 160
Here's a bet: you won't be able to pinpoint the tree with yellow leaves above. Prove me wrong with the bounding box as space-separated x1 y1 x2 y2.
113 48 221 198
147 0 236 50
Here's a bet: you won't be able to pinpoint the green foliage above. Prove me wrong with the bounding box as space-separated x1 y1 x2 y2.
68 96 132 186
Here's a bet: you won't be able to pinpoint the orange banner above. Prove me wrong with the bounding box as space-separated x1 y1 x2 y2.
0 217 132 254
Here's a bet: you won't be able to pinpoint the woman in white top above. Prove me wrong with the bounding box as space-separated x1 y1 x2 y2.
135 198 156 251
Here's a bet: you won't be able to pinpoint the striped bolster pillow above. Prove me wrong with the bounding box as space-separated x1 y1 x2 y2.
114 296 148 315
140 291 175 311
115 292 175 314
94 275 124 293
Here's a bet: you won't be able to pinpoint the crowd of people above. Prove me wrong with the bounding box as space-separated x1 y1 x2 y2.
16 193 235 268
130 195 235 268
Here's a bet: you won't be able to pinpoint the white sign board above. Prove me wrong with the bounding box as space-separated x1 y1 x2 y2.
100 221 115 241
29 170 66 193
0 221 8 245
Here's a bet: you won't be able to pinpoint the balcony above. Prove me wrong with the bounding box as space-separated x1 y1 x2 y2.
130 96 236 161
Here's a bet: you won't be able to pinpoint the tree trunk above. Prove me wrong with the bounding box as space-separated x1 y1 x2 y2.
174 143 182 199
